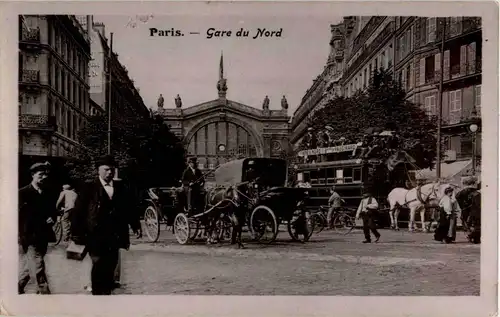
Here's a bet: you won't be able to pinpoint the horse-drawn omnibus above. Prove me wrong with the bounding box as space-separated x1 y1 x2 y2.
295 142 414 228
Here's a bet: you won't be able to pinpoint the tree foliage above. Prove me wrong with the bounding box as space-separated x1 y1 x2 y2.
307 69 439 169
66 112 186 189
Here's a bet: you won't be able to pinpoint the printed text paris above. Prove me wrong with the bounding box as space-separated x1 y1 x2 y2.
206 27 283 39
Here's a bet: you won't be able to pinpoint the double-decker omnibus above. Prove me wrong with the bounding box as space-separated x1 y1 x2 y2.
295 142 413 228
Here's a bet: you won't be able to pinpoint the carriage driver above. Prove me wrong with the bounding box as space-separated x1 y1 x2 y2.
182 157 205 214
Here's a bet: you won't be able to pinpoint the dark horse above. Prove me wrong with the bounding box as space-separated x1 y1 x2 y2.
202 186 245 248
456 187 481 244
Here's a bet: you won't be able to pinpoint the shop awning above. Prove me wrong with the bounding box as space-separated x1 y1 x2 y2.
414 160 475 185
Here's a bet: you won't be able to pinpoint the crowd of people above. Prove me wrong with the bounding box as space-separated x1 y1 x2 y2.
300 126 403 162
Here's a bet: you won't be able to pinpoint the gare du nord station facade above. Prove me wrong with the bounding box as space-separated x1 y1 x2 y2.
155 56 292 183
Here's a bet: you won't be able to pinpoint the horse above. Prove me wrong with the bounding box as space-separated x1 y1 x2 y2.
387 182 456 232
455 187 481 244
202 186 245 248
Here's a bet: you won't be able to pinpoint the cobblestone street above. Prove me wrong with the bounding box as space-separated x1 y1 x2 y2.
24 228 480 296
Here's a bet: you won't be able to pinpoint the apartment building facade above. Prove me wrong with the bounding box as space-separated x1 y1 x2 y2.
19 15 92 181
291 16 482 171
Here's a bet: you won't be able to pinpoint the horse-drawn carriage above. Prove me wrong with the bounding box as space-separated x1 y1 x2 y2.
143 157 313 245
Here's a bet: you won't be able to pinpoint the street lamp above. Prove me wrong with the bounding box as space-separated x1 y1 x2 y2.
469 123 478 175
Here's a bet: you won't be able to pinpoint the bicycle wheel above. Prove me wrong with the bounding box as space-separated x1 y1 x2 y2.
332 213 355 235
310 213 326 234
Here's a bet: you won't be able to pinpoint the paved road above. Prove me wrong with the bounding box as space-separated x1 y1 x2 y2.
23 228 479 295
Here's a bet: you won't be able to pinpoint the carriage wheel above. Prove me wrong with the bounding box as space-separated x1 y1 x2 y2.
174 213 191 245
332 214 355 235
249 206 278 244
310 213 326 234
288 213 314 242
144 206 161 242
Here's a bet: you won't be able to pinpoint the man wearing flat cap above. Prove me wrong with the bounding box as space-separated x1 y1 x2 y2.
182 157 204 214
72 155 141 295
18 162 58 294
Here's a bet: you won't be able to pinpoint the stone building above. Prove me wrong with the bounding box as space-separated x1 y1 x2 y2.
291 16 482 176
18 15 93 182
156 53 291 171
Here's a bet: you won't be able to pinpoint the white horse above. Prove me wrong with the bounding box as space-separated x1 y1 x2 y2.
387 182 454 232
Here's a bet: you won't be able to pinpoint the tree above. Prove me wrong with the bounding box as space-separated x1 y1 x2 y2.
66 112 186 189
309 69 439 169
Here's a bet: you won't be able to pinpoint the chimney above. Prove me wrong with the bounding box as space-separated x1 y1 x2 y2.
93 22 106 38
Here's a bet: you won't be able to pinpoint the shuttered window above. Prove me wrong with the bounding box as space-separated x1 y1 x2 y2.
460 45 467 76
467 42 476 74
443 50 450 80
450 89 462 112
419 58 425 85
424 95 436 115
427 18 436 43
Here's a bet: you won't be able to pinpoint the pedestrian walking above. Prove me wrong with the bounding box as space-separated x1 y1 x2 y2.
355 191 381 243
56 184 78 242
435 186 461 244
72 155 141 295
18 162 58 294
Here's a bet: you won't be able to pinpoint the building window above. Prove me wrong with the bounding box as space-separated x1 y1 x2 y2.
475 85 481 107
424 95 436 115
449 45 461 78
425 55 436 83
364 68 368 87
406 64 411 90
427 17 436 43
449 89 462 112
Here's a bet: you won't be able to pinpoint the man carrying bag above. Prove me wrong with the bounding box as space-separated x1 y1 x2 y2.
70 155 141 295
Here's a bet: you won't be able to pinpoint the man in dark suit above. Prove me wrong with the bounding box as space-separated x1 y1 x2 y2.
181 157 204 213
72 155 141 295
18 162 58 294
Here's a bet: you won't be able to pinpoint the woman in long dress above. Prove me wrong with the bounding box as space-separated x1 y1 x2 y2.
434 186 461 243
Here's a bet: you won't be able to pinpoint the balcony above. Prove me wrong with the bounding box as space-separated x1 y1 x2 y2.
19 114 57 131
20 27 40 43
444 107 481 126
462 18 481 34
19 69 40 84
344 21 395 80
335 50 344 61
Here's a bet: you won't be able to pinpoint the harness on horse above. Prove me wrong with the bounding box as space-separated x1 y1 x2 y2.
399 184 437 207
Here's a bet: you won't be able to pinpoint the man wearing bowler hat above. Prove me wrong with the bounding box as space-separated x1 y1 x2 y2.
18 162 58 294
182 157 204 214
73 155 141 295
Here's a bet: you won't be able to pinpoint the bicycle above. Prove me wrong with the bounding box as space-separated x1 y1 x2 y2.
310 205 356 235
331 207 357 235
50 212 63 246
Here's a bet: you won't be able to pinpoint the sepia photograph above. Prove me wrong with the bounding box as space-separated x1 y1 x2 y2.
1 1 498 317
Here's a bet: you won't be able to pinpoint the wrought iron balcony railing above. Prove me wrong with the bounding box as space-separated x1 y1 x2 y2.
20 28 41 42
19 69 40 83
